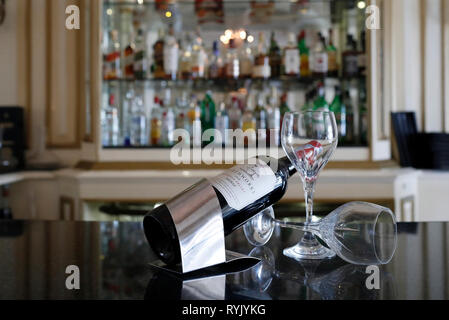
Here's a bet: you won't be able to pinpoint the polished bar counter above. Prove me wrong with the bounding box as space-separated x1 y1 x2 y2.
0 218 447 300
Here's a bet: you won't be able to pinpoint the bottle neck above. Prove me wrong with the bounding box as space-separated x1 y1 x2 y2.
278 156 296 178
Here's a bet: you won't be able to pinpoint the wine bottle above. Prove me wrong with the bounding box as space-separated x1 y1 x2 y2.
143 156 296 265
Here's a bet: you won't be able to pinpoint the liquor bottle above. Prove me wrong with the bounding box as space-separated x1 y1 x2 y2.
200 91 216 131
254 93 267 146
225 39 239 79
327 29 338 77
102 93 120 146
150 97 162 146
343 90 354 144
268 32 281 78
208 41 223 79
342 34 359 77
228 97 242 130
153 28 166 79
358 30 366 76
121 84 134 146
242 106 257 147
160 90 175 147
283 33 300 77
239 35 254 79
191 30 207 79
311 32 328 77
252 32 271 79
143 155 296 265
214 102 229 146
267 96 281 147
123 30 135 79
279 93 290 128
187 99 202 147
329 86 347 144
130 85 147 146
134 28 148 80
313 84 329 111
179 34 193 80
298 30 310 77
163 26 179 80
175 92 190 134
104 30 121 80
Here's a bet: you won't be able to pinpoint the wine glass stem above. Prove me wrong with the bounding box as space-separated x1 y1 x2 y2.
304 182 315 224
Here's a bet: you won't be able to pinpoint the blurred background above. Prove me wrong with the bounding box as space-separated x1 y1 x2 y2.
0 0 448 222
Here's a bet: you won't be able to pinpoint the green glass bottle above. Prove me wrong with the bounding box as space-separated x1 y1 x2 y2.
330 86 347 144
200 91 216 131
313 84 329 112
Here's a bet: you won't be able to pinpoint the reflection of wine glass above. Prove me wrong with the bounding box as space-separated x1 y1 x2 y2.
281 111 338 260
243 201 398 265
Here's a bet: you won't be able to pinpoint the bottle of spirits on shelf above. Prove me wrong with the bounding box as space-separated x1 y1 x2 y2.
252 32 271 79
311 32 328 77
283 32 300 77
175 92 190 131
121 84 134 146
143 155 296 266
150 97 162 146
343 90 355 144
179 33 193 80
214 102 229 146
191 30 208 79
153 28 166 79
313 84 329 111
254 92 267 146
225 38 240 79
268 32 282 78
134 28 148 80
200 91 216 131
102 93 120 146
208 41 223 79
190 101 203 147
123 30 136 80
298 30 310 77
242 105 257 147
239 35 254 79
342 34 359 77
327 29 338 77
267 95 281 147
161 92 175 147
330 86 347 144
104 30 121 80
163 26 179 80
279 92 290 127
130 85 147 146
228 97 242 130
358 30 366 76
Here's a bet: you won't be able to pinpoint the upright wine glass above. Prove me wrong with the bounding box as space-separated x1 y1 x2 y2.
281 111 338 260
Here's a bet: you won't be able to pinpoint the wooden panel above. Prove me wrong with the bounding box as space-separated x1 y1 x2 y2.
443 0 449 133
16 0 31 148
46 0 81 148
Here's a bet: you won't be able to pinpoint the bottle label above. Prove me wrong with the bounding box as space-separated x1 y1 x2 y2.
209 159 277 210
312 53 328 73
284 49 300 75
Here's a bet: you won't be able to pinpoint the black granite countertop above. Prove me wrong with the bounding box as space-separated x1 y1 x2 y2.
0 219 447 300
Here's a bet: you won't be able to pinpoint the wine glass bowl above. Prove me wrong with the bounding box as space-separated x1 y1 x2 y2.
316 202 398 265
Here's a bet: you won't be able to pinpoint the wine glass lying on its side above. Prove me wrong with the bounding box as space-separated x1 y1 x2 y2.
243 202 398 265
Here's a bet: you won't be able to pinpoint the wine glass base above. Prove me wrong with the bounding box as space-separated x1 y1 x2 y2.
283 233 336 261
